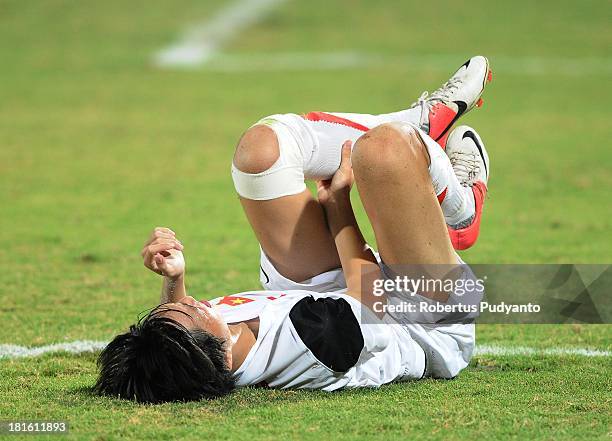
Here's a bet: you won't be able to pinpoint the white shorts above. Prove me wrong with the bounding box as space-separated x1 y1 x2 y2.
259 247 348 293
259 241 468 295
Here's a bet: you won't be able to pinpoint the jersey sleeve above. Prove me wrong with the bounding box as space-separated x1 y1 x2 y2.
289 296 364 373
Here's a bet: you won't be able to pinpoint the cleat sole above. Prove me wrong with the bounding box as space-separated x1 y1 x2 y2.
487 69 493 83
476 98 484 108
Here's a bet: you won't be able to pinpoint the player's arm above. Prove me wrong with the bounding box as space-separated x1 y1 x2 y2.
318 142 383 317
141 227 187 303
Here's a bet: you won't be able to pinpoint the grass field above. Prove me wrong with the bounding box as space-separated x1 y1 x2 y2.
1 0 611 439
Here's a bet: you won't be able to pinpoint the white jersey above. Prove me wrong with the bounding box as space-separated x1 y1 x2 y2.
209 291 426 390
203 238 476 390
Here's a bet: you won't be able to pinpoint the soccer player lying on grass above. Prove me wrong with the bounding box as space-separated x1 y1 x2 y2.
95 56 492 403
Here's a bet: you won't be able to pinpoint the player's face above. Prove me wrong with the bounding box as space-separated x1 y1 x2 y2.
158 296 232 345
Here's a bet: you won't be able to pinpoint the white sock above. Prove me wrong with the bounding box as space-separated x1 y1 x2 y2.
443 186 476 228
302 108 422 179
328 107 422 129
424 132 475 227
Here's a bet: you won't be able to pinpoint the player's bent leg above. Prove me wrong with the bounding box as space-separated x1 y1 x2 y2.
352 122 457 266
232 123 341 283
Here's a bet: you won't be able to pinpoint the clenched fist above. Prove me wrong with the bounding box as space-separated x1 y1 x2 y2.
141 227 185 279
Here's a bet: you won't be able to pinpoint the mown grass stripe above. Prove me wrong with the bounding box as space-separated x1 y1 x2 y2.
198 52 612 76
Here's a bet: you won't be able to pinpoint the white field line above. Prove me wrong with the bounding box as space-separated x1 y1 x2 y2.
0 341 107 359
474 345 611 358
154 0 289 67
0 341 610 360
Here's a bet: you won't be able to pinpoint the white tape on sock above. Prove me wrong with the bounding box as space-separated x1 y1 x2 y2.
231 163 306 200
231 117 307 200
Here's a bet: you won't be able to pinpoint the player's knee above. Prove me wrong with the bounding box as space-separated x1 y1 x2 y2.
353 123 427 176
231 123 307 200
233 125 280 174
353 124 399 168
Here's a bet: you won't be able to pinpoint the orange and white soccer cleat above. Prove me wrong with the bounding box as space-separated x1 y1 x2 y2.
411 56 492 149
445 125 490 250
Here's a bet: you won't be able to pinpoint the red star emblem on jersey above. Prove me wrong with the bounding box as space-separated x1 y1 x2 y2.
217 296 255 306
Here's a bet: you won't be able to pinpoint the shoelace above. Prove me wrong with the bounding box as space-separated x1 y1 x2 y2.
449 152 481 186
429 76 462 102
411 77 463 127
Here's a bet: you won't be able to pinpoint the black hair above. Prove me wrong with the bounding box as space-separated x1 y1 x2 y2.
94 307 236 403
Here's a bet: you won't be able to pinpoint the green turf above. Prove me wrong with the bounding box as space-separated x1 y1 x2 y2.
0 0 610 439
